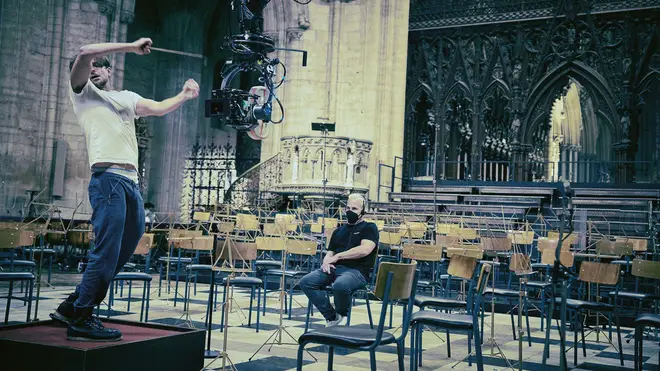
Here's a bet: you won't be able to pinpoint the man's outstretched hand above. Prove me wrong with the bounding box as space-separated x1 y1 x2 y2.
132 38 152 55
181 79 200 100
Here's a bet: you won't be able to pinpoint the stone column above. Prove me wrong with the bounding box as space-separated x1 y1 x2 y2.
147 5 210 215
112 4 136 91
655 98 660 183
613 140 632 184
510 144 532 181
558 143 567 181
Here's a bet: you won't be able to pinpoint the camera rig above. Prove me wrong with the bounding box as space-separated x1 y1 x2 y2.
205 0 307 140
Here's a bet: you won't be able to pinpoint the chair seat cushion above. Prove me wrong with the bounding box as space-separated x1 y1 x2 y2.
418 280 431 287
414 295 466 309
223 277 263 287
32 249 56 254
531 263 550 269
611 291 660 301
555 298 614 311
410 311 474 330
187 264 213 271
439 274 466 281
0 272 35 281
377 255 398 262
114 272 152 281
526 281 552 288
484 287 520 297
299 326 395 348
158 257 193 263
324 285 368 294
635 313 660 328
255 260 282 268
0 260 36 268
264 269 307 277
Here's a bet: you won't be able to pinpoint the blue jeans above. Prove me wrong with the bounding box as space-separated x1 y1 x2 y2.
74 171 145 309
299 266 367 321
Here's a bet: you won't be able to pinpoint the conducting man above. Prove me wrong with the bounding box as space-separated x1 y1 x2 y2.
50 38 199 342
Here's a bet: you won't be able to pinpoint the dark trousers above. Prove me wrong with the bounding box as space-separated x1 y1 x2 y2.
299 266 367 321
74 171 145 309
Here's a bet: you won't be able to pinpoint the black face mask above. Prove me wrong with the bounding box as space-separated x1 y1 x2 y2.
346 210 360 224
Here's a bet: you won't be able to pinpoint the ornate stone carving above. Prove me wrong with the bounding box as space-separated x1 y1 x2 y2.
612 140 631 153
286 28 304 43
297 5 310 30
406 3 660 184
262 31 280 45
95 0 115 16
120 11 135 24
279 136 372 193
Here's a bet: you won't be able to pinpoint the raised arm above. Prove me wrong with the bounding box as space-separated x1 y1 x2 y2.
135 79 200 117
70 38 152 93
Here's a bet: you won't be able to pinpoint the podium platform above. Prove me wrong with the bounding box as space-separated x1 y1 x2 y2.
0 319 205 371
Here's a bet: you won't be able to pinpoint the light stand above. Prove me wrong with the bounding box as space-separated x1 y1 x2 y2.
542 181 570 371
311 122 335 249
432 120 439 245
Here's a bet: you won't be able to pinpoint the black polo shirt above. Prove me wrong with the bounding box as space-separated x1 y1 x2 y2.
327 220 379 280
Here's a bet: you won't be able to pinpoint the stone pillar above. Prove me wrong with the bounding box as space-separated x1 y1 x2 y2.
510 144 532 182
147 5 210 215
559 144 568 181
113 2 136 91
262 0 410 201
656 98 660 182
613 140 632 184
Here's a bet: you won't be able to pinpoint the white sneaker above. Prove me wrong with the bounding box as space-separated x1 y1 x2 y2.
325 314 346 328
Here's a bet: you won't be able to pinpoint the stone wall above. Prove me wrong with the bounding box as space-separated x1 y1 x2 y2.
0 0 137 220
262 0 410 201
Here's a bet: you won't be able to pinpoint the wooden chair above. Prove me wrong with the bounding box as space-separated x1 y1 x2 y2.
612 259 660 325
410 261 491 371
0 227 36 324
412 255 476 361
545 261 623 366
218 241 263 332
297 261 420 371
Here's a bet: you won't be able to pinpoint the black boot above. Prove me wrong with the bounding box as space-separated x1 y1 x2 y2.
50 291 79 325
67 307 122 342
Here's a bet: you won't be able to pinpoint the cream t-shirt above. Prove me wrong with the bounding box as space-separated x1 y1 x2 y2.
69 80 143 181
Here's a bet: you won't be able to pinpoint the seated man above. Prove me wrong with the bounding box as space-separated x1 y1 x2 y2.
299 194 379 327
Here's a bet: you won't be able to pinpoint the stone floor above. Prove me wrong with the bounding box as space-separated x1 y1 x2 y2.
1 273 658 371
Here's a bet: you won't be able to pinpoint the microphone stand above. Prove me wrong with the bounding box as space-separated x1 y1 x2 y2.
542 181 570 370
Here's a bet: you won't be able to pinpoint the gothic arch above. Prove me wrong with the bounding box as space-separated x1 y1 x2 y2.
442 81 472 106
521 61 621 145
482 79 511 100
407 83 435 105
637 70 660 100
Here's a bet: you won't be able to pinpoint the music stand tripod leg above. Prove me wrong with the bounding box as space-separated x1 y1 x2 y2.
204 269 220 359
249 255 317 362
